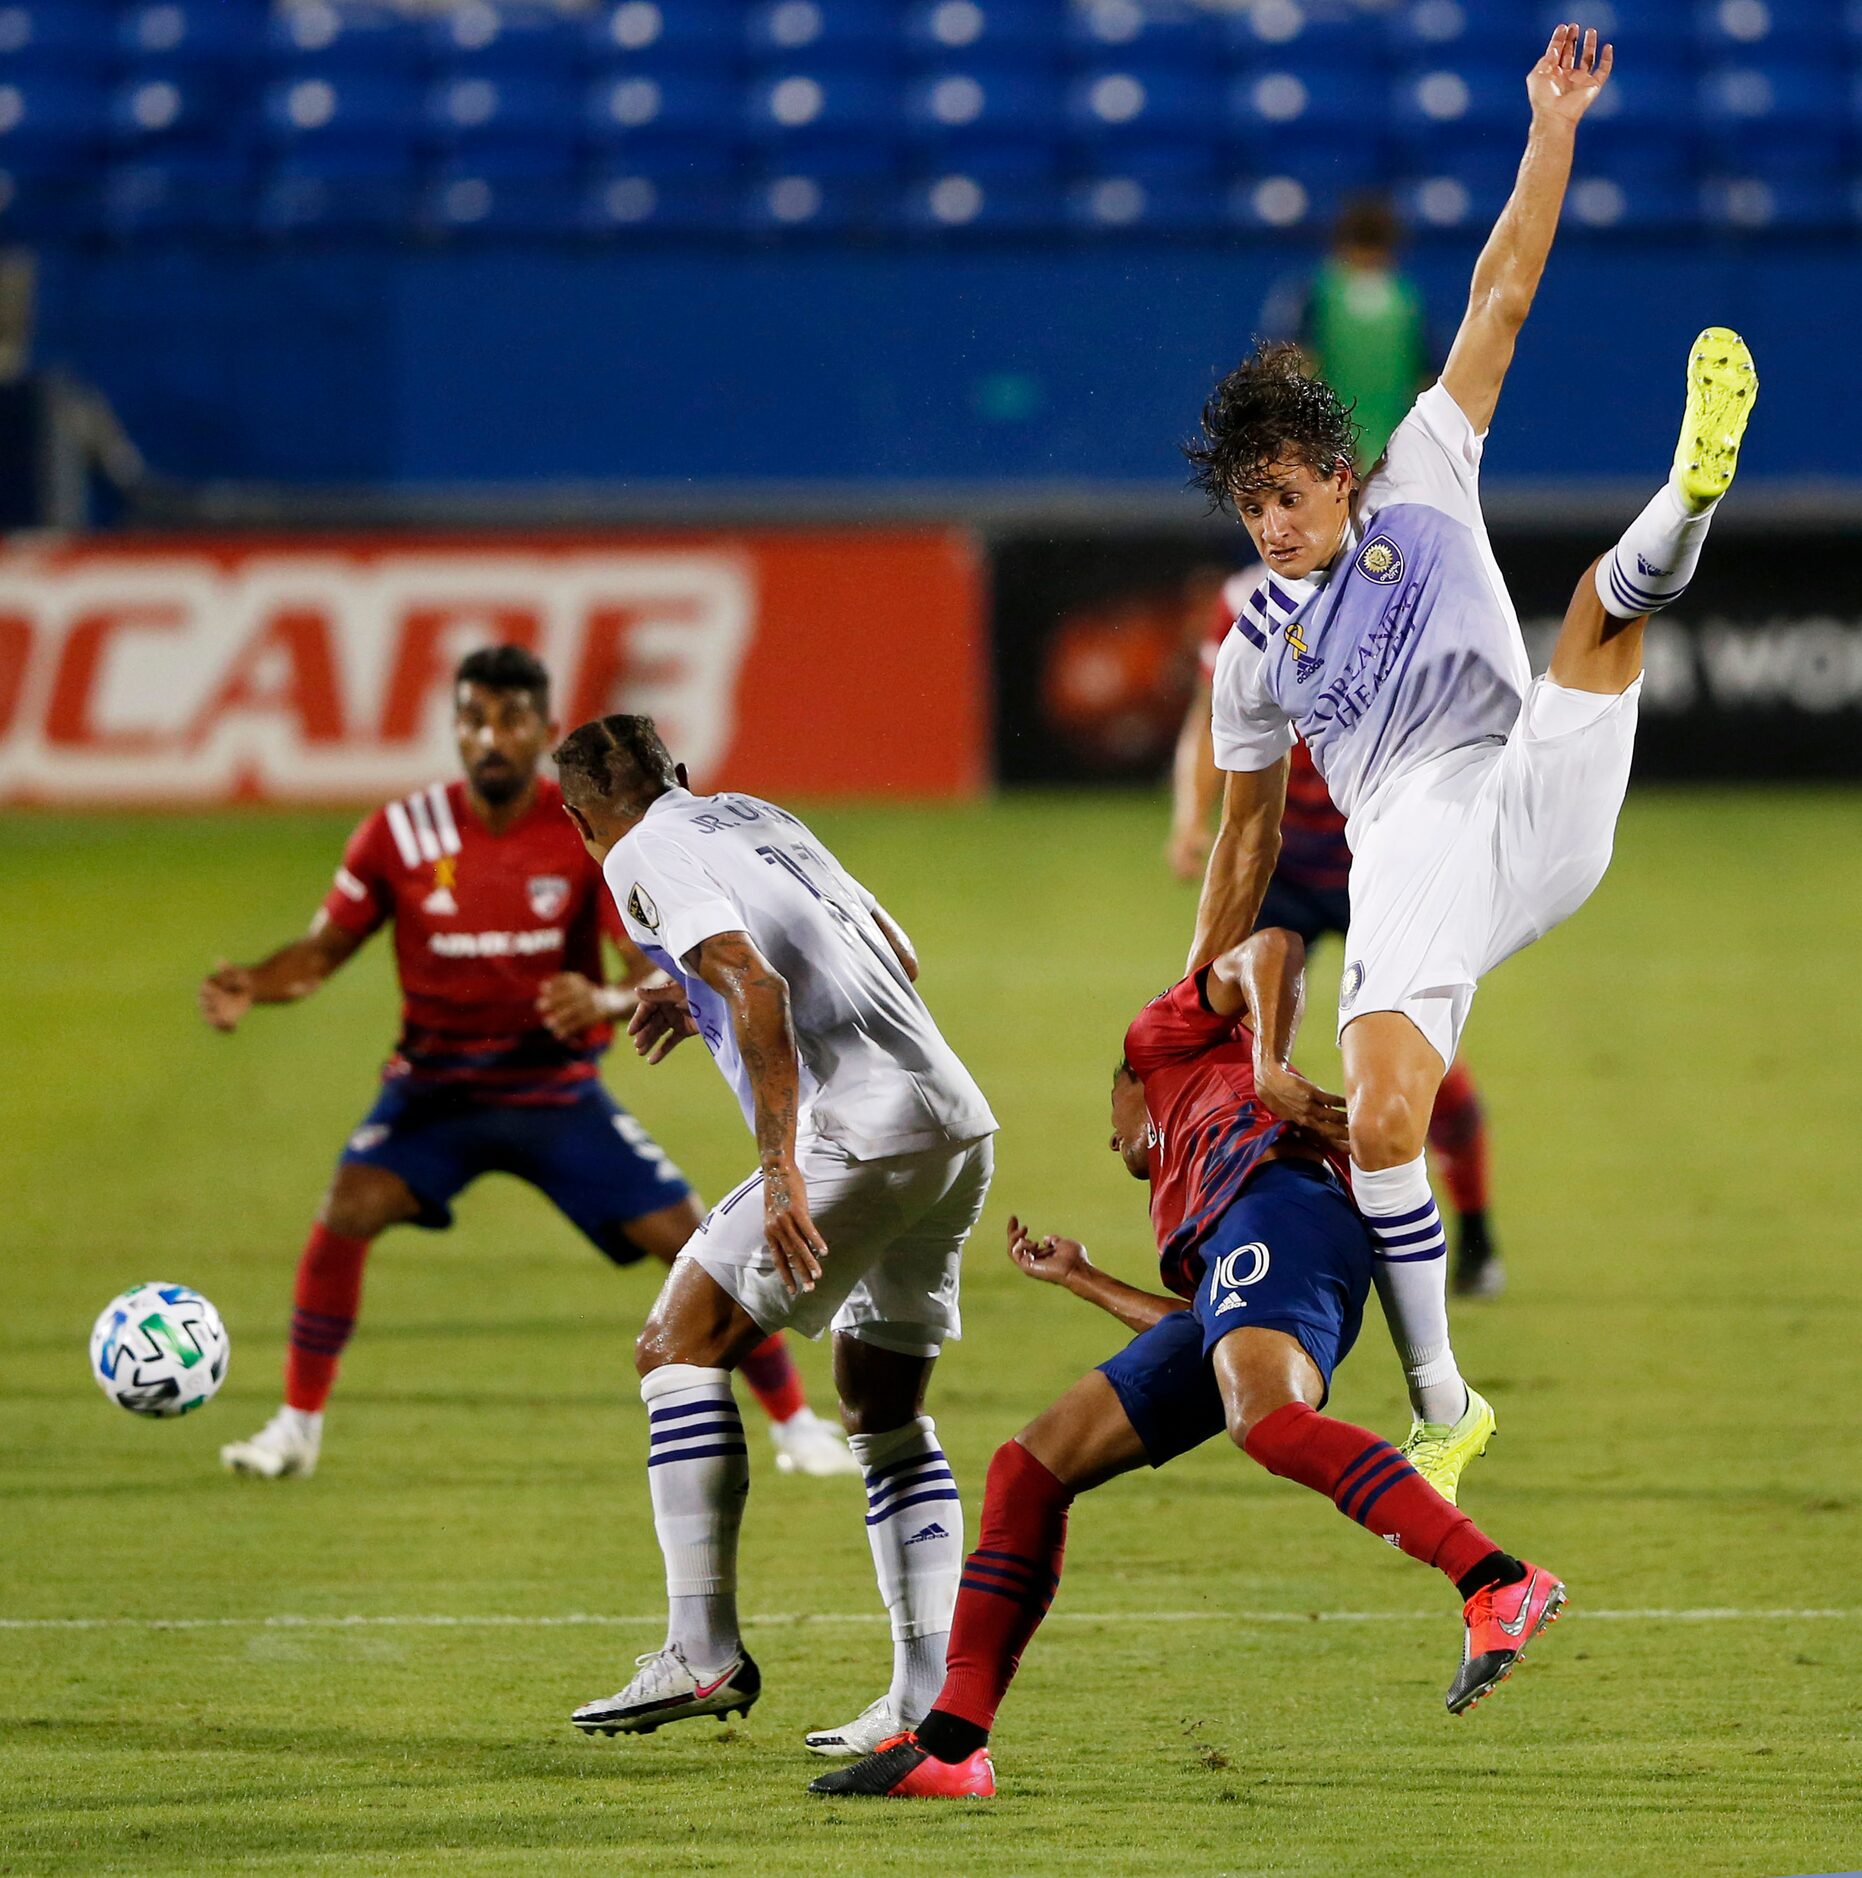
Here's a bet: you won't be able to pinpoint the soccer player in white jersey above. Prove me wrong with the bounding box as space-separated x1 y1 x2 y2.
552 715 998 1755
1185 25 1756 1497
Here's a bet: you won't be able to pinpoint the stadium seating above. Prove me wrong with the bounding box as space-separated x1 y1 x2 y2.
1 0 1859 246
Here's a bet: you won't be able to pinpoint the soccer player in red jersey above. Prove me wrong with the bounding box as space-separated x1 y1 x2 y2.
812 927 1564 1799
197 645 853 1481
1169 577 1501 1297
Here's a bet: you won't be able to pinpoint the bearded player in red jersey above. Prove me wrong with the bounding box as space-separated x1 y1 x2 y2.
1168 573 1502 1297
812 927 1563 1799
198 645 854 1482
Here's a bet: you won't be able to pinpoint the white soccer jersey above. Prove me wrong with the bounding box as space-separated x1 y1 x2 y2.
1210 382 1534 823
605 788 997 1160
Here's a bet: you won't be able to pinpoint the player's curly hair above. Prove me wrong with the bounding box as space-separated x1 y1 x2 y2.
553 713 677 809
1183 341 1362 512
456 642 549 708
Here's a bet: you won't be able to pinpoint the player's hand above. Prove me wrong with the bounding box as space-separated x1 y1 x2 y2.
198 959 254 1032
1254 1060 1349 1152
1526 22 1612 125
1165 824 1213 883
537 972 606 1042
1007 1216 1091 1286
628 979 700 1064
762 1155 828 1296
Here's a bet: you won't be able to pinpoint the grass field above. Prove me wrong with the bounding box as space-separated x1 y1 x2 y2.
4 789 1861 1877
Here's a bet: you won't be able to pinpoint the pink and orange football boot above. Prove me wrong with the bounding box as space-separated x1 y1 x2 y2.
1447 1561 1568 1714
808 1732 996 1799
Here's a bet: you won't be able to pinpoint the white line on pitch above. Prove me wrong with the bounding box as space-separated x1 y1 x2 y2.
0 1607 1851 1634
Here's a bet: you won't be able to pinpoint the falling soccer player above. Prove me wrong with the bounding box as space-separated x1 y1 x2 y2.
812 928 1563 1800
199 646 854 1482
1183 25 1755 1498
555 715 997 1756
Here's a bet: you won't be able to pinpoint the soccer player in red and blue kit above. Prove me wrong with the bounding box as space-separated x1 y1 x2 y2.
812 925 1563 1799
1169 585 1501 1297
198 645 853 1481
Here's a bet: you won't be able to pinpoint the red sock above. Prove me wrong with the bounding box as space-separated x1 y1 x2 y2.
1427 1058 1490 1217
1244 1402 1497 1588
739 1332 808 1425
935 1440 1072 1732
283 1225 370 1413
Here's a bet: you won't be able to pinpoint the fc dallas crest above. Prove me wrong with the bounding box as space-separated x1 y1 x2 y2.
527 875 570 920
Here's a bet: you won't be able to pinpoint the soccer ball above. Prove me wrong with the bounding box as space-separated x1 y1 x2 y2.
89 1283 230 1417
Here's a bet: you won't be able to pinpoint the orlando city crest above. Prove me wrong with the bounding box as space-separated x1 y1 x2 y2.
1285 620 1323 684
1355 534 1404 585
527 874 570 920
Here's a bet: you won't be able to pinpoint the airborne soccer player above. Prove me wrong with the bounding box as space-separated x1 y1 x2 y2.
198 646 854 1482
1170 589 1503 1297
1186 26 1755 1496
812 929 1563 1801
554 715 996 1757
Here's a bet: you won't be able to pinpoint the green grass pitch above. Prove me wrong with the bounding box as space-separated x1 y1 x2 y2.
4 790 1860 1876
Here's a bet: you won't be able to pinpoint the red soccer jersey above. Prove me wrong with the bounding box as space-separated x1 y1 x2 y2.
1205 582 1352 895
319 777 619 1103
1124 970 1345 1298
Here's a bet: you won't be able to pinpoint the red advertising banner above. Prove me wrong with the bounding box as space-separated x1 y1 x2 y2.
0 529 988 803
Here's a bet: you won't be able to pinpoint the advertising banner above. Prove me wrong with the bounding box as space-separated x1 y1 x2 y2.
0 530 987 803
991 523 1862 784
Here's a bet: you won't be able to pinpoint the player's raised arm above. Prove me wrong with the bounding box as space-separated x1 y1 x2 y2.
1438 23 1612 434
688 928 830 1293
197 918 364 1033
1207 926 1348 1149
1186 758 1288 974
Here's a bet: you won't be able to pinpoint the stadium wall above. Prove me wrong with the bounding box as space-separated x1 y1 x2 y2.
35 241 1860 490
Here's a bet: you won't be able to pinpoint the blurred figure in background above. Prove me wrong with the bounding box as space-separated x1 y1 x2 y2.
1167 572 1502 1299
1261 193 1435 467
0 250 150 532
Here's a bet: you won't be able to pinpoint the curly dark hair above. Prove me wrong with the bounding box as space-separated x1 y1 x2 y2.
455 642 549 710
553 712 677 810
1184 341 1362 512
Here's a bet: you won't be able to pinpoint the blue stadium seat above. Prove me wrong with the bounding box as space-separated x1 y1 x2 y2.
1699 62 1847 173
0 152 96 237
1392 155 1518 233
107 72 224 147
745 68 898 137
1067 66 1221 137
902 68 1064 142
1384 0 1527 60
427 2 583 72
584 71 738 141
1065 0 1220 65
892 168 1062 231
1695 0 1845 56
118 0 264 69
265 3 425 74
902 0 1064 60
101 149 248 234
0 75 106 150
1225 63 1385 141
258 147 417 234
259 74 423 149
585 0 743 66
1064 171 1223 234
740 161 892 233
1560 169 1695 231
1223 0 1373 64
3 0 119 70
425 75 581 144
1701 171 1847 228
422 145 582 234
580 166 737 233
1529 1 1676 44
1390 62 1534 152
1225 169 1325 232
748 1 901 59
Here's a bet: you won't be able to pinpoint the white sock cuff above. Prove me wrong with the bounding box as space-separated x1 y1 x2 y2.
1349 1154 1432 1214
640 1363 734 1407
846 1415 938 1471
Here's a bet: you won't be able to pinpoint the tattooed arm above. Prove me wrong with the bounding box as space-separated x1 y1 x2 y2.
690 929 829 1296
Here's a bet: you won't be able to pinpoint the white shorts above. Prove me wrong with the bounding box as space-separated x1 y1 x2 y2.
1337 676 1642 1065
677 1133 995 1359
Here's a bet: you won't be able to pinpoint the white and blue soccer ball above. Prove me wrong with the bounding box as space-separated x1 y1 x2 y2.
89 1283 230 1418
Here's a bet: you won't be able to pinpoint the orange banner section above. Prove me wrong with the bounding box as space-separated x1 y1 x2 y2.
0 529 988 803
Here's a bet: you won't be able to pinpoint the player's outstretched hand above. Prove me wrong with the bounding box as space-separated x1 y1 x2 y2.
627 978 700 1063
763 1154 829 1296
1254 1061 1350 1152
1527 22 1612 125
1007 1215 1090 1286
198 959 254 1033
537 972 606 1041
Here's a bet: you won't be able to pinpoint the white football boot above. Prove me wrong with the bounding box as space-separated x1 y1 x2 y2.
220 1407 321 1479
770 1406 861 1477
572 1645 762 1735
803 1693 906 1759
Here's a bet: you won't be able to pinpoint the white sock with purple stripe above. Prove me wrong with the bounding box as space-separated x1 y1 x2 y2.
641 1363 749 1675
848 1415 963 1723
1351 1155 1467 1427
1595 476 1719 622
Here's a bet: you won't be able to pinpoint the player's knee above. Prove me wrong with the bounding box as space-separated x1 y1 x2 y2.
1224 1389 1293 1453
318 1168 410 1240
1348 1086 1429 1168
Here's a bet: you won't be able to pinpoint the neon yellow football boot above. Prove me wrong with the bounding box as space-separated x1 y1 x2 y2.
1399 1387 1496 1507
1673 327 1757 512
